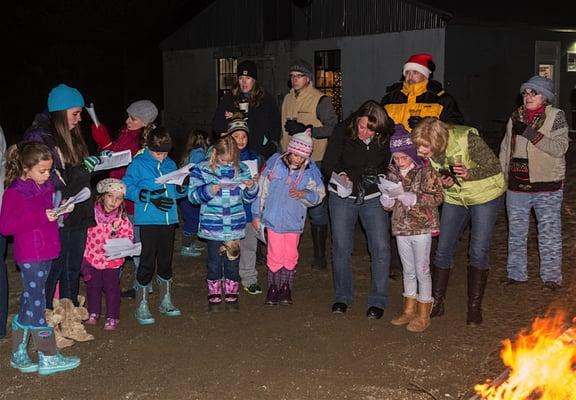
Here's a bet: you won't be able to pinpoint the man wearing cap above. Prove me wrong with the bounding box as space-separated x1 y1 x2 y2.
212 60 281 159
281 59 338 271
381 53 463 131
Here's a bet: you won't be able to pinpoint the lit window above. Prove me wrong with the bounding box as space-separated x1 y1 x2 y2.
315 50 342 121
217 58 238 102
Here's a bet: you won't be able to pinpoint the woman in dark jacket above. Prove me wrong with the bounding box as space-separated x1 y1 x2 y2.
212 60 281 159
24 84 98 341
321 100 394 320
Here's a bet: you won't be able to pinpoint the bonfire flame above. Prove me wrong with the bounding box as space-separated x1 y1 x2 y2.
475 310 576 399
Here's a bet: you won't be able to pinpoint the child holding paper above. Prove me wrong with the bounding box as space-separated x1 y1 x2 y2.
226 115 263 295
123 126 186 325
0 142 80 375
188 135 258 312
179 129 211 257
82 179 133 331
252 128 325 306
380 125 443 333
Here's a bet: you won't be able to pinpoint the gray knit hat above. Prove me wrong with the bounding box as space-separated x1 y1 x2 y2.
289 59 313 80
520 76 555 103
126 100 158 126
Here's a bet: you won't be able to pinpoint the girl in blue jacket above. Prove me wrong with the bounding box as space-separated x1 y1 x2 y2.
189 135 258 312
123 127 186 325
251 129 325 306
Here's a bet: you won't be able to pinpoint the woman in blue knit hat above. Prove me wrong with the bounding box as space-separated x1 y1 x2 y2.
23 83 101 343
499 76 569 290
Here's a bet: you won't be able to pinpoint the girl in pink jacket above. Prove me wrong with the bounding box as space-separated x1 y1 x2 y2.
83 178 133 331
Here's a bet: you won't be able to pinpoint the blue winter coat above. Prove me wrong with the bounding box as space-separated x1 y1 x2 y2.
188 161 258 241
123 148 185 225
252 153 325 233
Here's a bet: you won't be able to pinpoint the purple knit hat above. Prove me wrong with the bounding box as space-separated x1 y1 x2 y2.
389 124 422 166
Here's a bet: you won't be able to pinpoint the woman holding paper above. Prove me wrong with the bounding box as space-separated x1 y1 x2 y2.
411 117 506 326
321 100 394 320
23 84 98 342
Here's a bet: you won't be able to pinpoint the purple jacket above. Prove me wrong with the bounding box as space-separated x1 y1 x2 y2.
0 178 60 264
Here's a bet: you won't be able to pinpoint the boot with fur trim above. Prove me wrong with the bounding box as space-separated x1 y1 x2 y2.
60 297 94 342
45 300 74 349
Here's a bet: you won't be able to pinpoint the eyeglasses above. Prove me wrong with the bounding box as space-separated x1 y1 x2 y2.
289 73 307 79
521 90 540 98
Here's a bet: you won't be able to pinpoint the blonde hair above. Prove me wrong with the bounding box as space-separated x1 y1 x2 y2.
208 136 240 175
411 117 450 157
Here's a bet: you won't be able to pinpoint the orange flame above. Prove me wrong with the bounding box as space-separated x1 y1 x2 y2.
474 310 576 399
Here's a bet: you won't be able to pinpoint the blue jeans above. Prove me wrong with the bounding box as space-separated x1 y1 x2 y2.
180 199 200 235
45 228 88 308
329 195 390 308
433 195 503 270
0 235 7 336
206 240 240 282
506 190 563 284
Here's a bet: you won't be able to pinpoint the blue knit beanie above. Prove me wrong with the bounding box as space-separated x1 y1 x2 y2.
47 84 85 112
520 76 555 103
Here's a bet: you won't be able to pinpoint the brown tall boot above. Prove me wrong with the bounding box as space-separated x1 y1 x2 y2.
430 266 450 318
60 298 94 342
466 267 489 326
45 300 74 349
407 301 433 332
390 296 418 325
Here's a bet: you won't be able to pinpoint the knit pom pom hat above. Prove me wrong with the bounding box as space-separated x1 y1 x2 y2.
389 124 422 166
403 53 435 79
286 128 313 159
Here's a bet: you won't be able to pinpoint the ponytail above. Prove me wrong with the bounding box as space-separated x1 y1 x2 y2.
5 142 53 186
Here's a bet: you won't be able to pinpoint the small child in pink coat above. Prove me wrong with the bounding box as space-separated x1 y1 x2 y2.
83 179 133 330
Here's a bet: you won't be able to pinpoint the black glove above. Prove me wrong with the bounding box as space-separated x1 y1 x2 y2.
175 178 189 195
139 188 174 211
407 116 422 129
284 119 306 136
260 141 277 159
511 120 528 136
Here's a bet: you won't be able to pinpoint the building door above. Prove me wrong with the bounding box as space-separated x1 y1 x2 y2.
535 41 560 107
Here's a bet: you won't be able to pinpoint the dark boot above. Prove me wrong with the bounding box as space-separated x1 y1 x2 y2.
467 267 489 326
278 269 295 305
311 224 327 270
430 266 450 318
265 270 280 306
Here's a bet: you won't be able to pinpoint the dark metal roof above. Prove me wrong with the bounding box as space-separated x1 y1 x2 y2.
161 0 450 50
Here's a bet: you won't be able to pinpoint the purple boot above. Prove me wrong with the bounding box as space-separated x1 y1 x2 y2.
278 268 295 305
207 279 223 313
265 270 280 306
224 279 240 312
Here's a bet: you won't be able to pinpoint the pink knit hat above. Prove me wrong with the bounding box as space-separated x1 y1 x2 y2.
286 128 313 159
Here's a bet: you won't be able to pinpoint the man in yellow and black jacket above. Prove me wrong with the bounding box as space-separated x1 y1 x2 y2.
381 53 463 131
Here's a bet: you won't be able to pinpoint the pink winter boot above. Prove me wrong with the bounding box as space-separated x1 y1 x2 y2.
207 279 223 313
224 279 239 312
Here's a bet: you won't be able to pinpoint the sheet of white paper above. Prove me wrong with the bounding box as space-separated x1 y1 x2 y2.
330 172 353 198
377 177 404 199
94 150 132 172
53 187 91 216
219 178 244 190
85 103 100 127
155 163 193 185
104 238 142 260
242 160 258 177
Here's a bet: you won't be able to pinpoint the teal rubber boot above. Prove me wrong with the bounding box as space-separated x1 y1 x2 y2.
157 276 182 317
30 326 80 376
10 315 38 373
135 284 155 325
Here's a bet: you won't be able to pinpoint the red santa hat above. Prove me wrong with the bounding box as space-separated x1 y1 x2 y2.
403 53 435 79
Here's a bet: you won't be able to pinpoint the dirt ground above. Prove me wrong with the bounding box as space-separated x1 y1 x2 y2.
1 143 575 400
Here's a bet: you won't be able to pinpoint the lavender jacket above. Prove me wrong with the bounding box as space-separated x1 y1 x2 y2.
0 178 60 264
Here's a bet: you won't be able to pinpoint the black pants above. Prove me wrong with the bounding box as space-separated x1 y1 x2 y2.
137 225 176 286
45 228 88 308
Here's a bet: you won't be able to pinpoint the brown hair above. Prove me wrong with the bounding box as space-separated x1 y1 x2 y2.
5 142 53 185
208 136 240 175
51 110 89 166
181 129 212 166
95 193 128 220
230 79 265 108
145 126 172 151
348 100 394 145
411 117 450 157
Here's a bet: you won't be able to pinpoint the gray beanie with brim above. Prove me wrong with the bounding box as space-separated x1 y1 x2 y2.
520 76 555 103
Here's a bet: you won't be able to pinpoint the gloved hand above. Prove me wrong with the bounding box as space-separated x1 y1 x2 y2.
397 192 417 207
90 123 111 148
83 155 101 172
284 119 307 136
379 194 395 208
407 116 422 129
511 120 528 136
139 188 174 211
99 150 113 158
260 141 277 159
